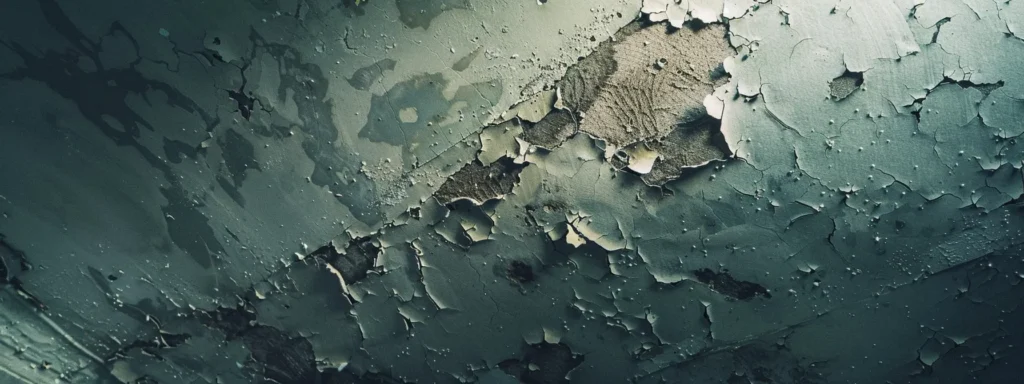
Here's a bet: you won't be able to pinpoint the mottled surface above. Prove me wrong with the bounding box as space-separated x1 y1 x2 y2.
2 0 1024 383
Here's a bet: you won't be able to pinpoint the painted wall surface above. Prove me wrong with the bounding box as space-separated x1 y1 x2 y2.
1 0 1022 383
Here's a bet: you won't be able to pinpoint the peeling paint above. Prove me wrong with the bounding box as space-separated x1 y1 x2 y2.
2 0 1024 383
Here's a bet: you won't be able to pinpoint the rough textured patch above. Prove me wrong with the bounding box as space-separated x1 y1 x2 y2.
434 158 526 204
578 24 733 147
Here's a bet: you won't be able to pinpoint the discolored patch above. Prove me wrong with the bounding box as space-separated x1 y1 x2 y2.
451 46 482 72
395 0 470 29
359 72 501 169
347 58 396 91
216 128 261 207
499 342 584 384
506 260 535 283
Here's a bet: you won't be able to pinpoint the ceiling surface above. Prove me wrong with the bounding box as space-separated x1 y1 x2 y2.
1 0 1023 383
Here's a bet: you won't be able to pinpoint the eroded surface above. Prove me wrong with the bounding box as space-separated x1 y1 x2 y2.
1 0 1023 383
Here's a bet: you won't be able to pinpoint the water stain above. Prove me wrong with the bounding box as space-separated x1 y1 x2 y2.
161 187 226 269
245 30 384 224
216 128 261 207
358 72 502 170
2 0 229 269
452 46 482 72
163 138 200 164
347 58 396 91
499 342 584 384
395 0 470 29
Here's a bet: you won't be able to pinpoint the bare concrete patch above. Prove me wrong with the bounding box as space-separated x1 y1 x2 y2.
578 24 733 147
434 158 527 204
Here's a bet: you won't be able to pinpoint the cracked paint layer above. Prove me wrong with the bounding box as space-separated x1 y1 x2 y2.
1 0 1024 383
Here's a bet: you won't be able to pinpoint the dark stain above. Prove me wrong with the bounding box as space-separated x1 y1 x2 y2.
499 342 584 384
216 175 246 208
325 0 369 18
245 0 285 13
199 304 258 340
7 0 382 241
161 186 226 269
659 342 826 384
0 234 31 284
0 236 44 310
216 128 261 207
243 29 385 224
730 343 826 384
250 121 295 139
0 1 218 138
201 304 406 384
894 219 907 231
200 304 318 383
8 278 47 310
395 0 470 29
347 58 396 90
451 46 481 72
434 157 527 204
506 260 535 283
357 72 452 144
0 0 231 269
320 370 409 384
221 129 260 181
110 330 192 362
710 62 729 81
244 326 320 383
692 268 771 300
86 266 181 331
358 72 502 170
163 138 201 164
0 236 43 311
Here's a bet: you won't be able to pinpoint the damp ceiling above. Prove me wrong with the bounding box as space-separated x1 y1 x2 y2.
1 0 1024 383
